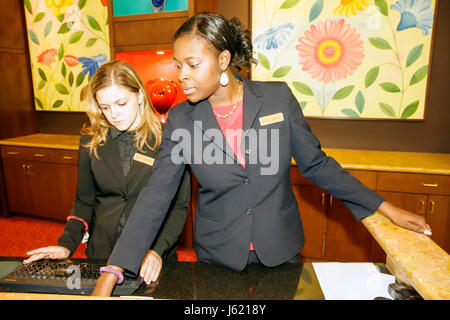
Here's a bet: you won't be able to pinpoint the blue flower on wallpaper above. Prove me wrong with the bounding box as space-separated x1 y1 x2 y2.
151 0 166 7
391 0 434 35
254 22 295 50
78 54 108 77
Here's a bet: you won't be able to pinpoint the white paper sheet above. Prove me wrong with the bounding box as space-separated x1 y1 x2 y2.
312 262 395 300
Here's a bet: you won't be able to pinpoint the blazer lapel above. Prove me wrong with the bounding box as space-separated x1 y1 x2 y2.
189 98 238 164
241 77 263 134
240 77 263 159
125 145 156 187
97 137 127 190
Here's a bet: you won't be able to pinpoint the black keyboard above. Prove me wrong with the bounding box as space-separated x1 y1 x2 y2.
0 259 143 296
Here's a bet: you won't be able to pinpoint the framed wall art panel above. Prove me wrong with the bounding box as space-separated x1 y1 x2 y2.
24 0 110 112
251 0 438 120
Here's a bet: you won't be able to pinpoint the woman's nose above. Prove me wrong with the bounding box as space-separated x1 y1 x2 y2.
110 106 119 119
178 65 189 82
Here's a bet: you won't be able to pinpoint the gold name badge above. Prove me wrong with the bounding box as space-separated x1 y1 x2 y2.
133 153 155 166
259 112 284 126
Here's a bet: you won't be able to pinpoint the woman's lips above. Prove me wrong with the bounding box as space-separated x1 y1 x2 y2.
183 87 195 95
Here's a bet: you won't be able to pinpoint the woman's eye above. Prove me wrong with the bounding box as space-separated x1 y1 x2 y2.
190 63 199 68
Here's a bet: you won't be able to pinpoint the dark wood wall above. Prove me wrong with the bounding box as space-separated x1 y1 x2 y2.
0 0 39 217
10 0 450 153
0 0 37 139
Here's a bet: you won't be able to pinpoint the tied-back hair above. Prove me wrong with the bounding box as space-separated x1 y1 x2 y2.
80 60 162 159
172 12 257 71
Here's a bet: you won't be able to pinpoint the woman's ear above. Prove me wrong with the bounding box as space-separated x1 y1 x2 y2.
138 90 144 104
218 50 232 71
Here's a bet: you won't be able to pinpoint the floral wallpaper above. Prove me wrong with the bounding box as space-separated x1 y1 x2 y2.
251 0 437 119
24 0 110 112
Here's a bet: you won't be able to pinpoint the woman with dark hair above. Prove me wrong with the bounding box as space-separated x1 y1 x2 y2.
92 13 430 296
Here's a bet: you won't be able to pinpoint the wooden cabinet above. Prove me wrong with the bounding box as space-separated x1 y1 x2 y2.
0 145 77 221
289 168 450 262
290 168 326 259
377 172 450 253
290 168 386 262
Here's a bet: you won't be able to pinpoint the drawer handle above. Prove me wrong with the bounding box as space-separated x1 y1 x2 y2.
33 153 47 157
422 183 438 188
63 156 73 160
7 151 19 155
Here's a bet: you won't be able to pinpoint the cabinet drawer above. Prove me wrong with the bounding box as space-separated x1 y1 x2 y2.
347 170 377 190
1 146 78 164
290 167 378 190
50 149 78 164
377 172 450 195
1 146 34 159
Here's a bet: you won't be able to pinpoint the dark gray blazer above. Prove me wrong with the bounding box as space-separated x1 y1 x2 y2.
108 75 384 274
57 134 190 261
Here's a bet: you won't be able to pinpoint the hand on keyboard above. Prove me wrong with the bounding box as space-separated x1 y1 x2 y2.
23 246 70 264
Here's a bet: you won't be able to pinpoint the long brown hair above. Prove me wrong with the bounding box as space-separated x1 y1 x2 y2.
81 60 162 158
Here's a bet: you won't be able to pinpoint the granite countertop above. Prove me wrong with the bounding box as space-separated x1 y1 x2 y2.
362 212 450 300
0 134 80 150
294 148 450 175
0 258 325 300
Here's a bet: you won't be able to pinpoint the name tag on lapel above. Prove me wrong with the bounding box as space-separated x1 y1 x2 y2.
259 112 284 126
133 153 155 166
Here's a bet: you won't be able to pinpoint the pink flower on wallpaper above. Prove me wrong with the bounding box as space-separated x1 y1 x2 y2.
296 19 365 84
37 48 57 66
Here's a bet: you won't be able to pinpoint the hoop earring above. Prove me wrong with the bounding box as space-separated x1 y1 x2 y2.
219 72 229 86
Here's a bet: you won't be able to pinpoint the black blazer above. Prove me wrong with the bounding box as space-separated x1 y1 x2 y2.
108 75 384 274
57 133 190 261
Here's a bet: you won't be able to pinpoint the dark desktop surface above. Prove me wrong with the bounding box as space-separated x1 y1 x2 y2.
0 256 324 299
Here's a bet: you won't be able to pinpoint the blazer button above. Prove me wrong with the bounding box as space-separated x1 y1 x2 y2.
122 196 128 202
244 208 252 215
245 149 251 155
243 178 250 184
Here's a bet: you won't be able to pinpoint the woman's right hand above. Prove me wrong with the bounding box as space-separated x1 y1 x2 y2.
23 246 70 264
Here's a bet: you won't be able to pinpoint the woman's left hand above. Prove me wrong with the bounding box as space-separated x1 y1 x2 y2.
377 201 431 235
140 250 162 285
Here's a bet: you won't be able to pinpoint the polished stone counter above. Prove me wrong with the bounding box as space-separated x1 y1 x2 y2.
295 148 450 176
0 134 80 150
362 212 450 300
0 257 325 300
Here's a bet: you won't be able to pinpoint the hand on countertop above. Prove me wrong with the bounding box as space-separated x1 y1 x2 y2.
377 201 432 235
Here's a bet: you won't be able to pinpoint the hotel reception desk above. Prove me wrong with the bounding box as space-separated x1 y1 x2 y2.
0 134 449 300
0 257 328 300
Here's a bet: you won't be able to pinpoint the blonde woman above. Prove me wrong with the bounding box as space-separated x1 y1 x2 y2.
24 61 190 285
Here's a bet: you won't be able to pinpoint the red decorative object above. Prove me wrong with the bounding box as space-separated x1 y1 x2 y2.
116 50 188 123
145 78 179 123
